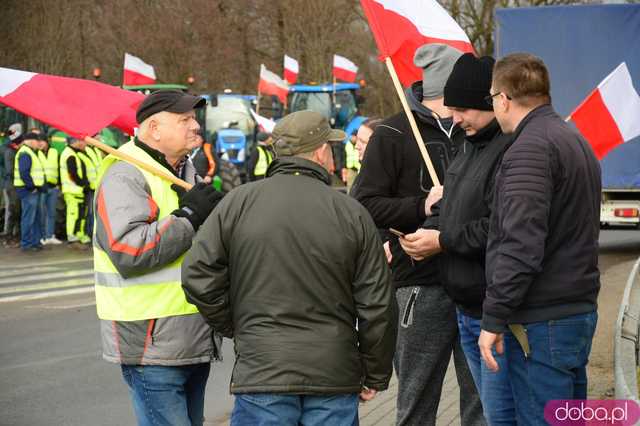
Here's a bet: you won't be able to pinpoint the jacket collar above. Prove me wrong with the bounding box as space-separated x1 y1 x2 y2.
134 137 186 178
266 156 331 185
406 82 460 138
512 104 554 141
466 119 501 147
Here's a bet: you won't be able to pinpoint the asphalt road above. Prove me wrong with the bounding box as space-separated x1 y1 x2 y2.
1 229 639 426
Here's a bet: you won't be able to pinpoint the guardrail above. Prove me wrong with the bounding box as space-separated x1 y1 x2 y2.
614 256 640 401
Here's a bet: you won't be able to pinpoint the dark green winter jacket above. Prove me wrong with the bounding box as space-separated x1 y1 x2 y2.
182 156 397 394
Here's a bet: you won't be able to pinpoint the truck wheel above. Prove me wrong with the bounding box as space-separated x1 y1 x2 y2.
217 160 242 193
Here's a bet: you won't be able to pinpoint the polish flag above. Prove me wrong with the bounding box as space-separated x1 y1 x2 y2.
333 55 358 83
258 64 289 104
361 0 474 86
250 109 276 133
284 55 299 85
123 53 156 86
570 63 640 160
0 67 144 137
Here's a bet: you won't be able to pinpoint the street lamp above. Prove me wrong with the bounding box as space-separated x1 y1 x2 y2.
187 75 195 85
93 67 101 81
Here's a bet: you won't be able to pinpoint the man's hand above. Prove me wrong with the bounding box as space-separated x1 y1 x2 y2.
203 175 213 184
341 168 348 184
399 229 441 261
424 185 443 215
359 387 377 402
171 182 224 231
478 330 504 373
383 241 392 264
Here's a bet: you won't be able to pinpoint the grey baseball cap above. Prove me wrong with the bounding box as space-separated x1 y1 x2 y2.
272 110 346 156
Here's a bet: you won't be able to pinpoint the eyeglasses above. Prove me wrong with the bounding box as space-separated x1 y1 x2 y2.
484 92 512 106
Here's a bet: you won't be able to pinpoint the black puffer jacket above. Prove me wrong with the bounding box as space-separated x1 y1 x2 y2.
351 82 464 288
427 120 512 318
182 157 397 394
482 105 601 332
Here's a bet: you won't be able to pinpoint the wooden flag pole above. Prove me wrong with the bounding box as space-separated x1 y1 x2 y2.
256 90 262 116
384 57 440 186
84 136 192 190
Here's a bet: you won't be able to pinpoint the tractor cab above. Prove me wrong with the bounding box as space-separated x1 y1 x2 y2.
288 82 362 131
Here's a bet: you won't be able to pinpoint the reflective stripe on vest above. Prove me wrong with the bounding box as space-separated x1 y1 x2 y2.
60 147 84 196
38 148 60 185
93 141 198 321
13 145 45 187
78 151 98 190
345 142 360 171
254 145 273 176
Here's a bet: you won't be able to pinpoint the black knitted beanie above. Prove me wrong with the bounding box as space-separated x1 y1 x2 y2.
444 53 495 111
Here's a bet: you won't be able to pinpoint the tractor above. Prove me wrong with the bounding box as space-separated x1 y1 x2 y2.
287 82 366 183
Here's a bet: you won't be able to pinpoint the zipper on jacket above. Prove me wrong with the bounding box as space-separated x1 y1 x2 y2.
401 287 420 328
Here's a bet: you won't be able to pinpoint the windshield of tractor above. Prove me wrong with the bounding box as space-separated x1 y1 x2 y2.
289 92 332 119
335 91 357 129
205 96 255 142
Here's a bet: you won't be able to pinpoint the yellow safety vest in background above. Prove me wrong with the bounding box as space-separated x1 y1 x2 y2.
60 147 85 196
254 145 273 176
93 141 199 321
78 151 98 191
13 145 45 188
345 142 360 171
37 148 60 185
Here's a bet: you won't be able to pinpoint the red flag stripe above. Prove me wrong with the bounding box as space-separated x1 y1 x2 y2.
0 71 143 138
284 69 298 85
123 69 156 86
333 68 358 83
571 89 623 160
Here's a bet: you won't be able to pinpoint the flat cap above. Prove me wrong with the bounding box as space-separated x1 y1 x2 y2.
136 90 206 124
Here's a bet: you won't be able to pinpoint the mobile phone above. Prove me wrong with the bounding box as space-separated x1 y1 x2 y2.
389 228 405 238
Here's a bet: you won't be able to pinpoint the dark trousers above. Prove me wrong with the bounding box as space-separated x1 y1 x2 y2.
394 285 485 426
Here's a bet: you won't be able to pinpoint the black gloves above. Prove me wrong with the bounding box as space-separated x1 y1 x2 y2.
171 182 224 231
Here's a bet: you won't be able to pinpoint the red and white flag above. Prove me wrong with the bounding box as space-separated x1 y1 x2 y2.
123 53 156 86
250 109 276 133
0 67 144 137
284 55 299 85
333 55 358 83
570 63 640 160
361 0 474 86
258 64 289 104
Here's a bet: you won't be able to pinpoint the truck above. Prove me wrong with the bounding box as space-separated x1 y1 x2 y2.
494 4 640 227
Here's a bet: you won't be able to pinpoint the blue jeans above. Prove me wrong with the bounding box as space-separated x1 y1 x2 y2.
505 311 597 426
19 190 42 248
458 310 515 425
39 186 59 239
231 393 359 426
121 363 210 426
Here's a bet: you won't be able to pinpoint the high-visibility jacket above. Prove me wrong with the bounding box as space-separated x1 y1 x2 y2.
253 145 273 176
13 145 45 188
37 148 60 185
78 150 98 191
85 146 103 167
345 141 360 171
93 141 199 321
60 147 85 196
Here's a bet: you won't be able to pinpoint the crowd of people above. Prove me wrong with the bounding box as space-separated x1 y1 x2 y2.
1 43 602 426
0 126 104 251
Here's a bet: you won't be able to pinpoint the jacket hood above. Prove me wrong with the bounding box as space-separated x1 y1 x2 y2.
266 156 331 185
406 82 455 133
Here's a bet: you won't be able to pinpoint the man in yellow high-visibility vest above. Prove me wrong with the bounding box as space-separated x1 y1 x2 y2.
93 90 223 426
37 138 62 245
13 132 46 251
